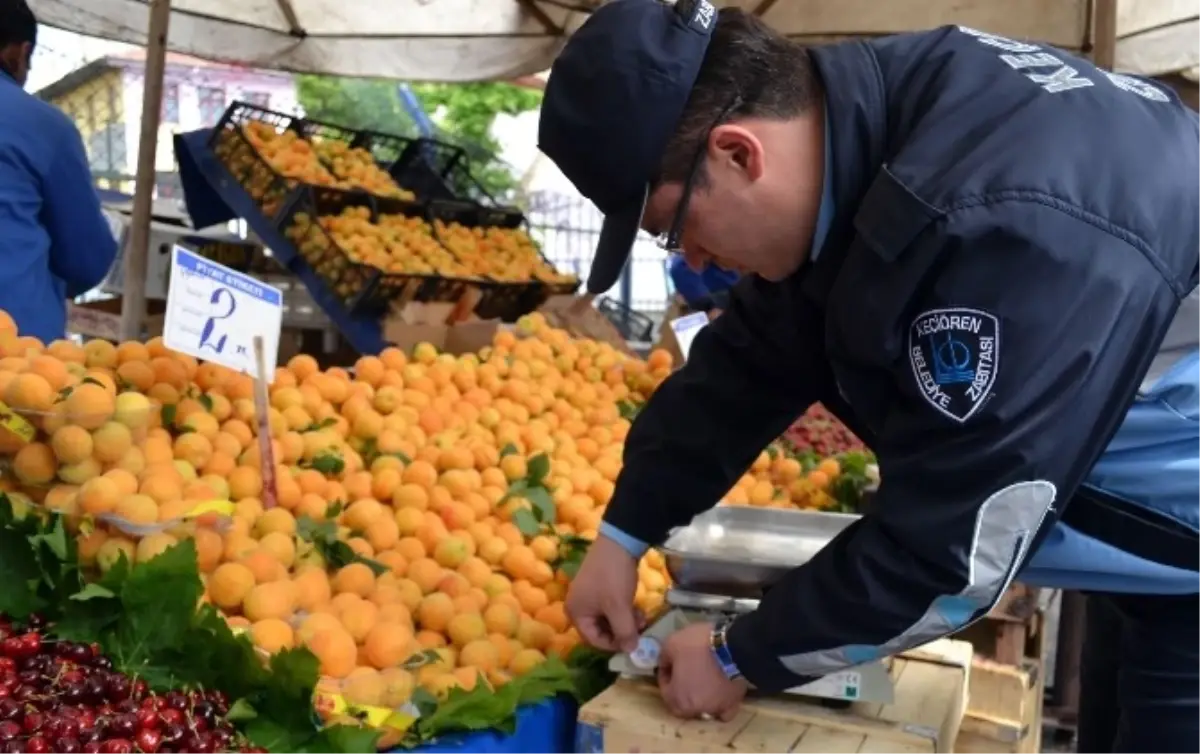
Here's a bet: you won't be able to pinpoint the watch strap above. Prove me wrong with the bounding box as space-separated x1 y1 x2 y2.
710 618 743 680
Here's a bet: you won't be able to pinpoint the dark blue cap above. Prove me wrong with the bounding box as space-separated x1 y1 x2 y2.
538 0 716 294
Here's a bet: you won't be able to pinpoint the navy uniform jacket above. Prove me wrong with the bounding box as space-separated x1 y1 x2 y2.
602 25 1199 692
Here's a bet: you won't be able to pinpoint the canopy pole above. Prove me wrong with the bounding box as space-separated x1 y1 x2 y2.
119 0 172 342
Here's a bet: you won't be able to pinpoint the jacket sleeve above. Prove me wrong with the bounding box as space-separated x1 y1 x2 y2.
601 274 827 546
668 257 712 307
41 118 119 298
726 202 1180 691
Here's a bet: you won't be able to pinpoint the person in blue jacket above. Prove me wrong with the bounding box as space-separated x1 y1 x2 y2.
668 254 738 313
0 0 119 343
538 2 1199 751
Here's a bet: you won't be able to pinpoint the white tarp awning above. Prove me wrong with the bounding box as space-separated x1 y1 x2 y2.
29 0 1198 82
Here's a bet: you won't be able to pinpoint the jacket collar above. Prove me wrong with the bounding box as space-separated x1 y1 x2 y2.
800 40 890 309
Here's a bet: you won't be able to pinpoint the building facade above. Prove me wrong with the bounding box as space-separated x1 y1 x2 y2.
36 52 297 197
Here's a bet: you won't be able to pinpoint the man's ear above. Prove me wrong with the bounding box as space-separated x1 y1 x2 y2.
708 124 765 182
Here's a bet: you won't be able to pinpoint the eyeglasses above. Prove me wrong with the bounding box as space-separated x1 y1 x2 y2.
655 95 743 254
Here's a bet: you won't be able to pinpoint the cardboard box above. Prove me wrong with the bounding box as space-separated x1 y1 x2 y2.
67 299 165 341
537 295 634 355
382 301 499 356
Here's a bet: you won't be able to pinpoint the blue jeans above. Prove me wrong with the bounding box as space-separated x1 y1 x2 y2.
1077 592 1200 752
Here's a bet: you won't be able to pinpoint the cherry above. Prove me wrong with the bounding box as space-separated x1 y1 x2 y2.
0 700 17 721
100 739 134 754
55 735 82 753
158 708 183 728
0 639 24 659
84 742 103 754
135 727 162 753
160 723 186 746
17 633 42 657
1 740 22 754
23 709 45 733
131 680 148 701
109 713 137 737
0 720 18 741
25 734 50 753
0 658 15 676
135 707 160 731
105 676 132 702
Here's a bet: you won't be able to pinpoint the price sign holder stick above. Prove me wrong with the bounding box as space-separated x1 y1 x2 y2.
252 335 279 509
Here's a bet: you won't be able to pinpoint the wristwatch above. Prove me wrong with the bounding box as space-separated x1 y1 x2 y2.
709 617 744 681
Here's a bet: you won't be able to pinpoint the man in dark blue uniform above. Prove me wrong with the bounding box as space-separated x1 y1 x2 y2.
538 2 1199 751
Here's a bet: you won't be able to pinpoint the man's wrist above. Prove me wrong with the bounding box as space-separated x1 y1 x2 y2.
709 617 743 680
725 610 820 693
598 521 650 559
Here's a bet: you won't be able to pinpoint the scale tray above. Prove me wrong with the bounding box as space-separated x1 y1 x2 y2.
661 506 859 593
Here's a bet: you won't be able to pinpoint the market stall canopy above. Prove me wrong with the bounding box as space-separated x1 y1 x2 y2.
28 0 1198 82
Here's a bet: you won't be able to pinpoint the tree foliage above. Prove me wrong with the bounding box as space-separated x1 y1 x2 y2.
294 76 542 200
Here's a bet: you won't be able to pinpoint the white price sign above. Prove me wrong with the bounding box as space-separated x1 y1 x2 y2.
670 312 710 361
163 246 283 383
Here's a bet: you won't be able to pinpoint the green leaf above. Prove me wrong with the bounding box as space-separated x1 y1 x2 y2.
408 688 439 719
401 649 442 670
296 514 335 543
28 516 70 562
616 399 643 420
353 554 388 577
384 451 412 464
499 443 519 458
80 376 105 388
69 583 115 601
838 450 870 477
106 540 203 673
565 645 617 703
308 452 346 475
511 508 541 538
526 453 551 486
551 533 590 580
226 698 259 723
198 393 215 412
0 522 50 620
308 724 381 754
324 500 344 519
415 680 520 740
161 403 178 427
523 485 555 524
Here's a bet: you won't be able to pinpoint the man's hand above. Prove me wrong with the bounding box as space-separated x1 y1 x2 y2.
658 622 750 720
565 535 643 652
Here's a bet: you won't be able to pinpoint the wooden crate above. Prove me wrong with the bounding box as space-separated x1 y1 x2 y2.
955 605 1050 754
576 639 973 754
953 586 1044 666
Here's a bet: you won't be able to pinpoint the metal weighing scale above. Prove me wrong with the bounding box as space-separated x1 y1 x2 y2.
611 506 896 705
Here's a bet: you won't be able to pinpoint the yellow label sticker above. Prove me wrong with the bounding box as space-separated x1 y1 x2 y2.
0 401 35 444
321 694 415 732
185 500 236 518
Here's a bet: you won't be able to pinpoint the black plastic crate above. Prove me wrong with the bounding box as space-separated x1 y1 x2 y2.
209 102 328 222
387 137 471 202
421 200 585 321
596 296 654 342
280 187 475 315
188 239 280 276
295 121 421 202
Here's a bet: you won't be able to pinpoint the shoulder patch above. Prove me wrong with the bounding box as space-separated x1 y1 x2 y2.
909 308 999 423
